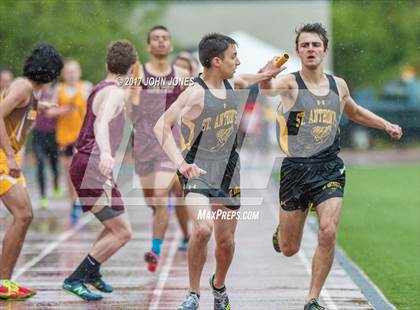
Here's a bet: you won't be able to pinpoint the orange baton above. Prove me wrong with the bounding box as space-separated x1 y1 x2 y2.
275 54 289 67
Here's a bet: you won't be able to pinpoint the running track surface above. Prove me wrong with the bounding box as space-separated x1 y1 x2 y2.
0 151 382 309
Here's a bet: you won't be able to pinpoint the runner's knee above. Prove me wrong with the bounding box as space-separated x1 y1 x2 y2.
193 224 213 243
216 235 234 252
16 210 33 227
281 244 300 257
318 224 336 246
153 189 169 198
151 194 169 208
280 246 299 257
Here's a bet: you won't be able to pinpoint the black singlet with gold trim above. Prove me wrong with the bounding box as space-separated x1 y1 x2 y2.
179 76 240 210
277 72 346 212
276 71 341 160
181 77 238 160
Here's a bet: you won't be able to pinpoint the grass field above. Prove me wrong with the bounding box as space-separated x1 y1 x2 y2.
339 164 420 310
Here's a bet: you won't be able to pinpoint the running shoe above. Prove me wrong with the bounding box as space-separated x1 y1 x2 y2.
53 187 63 199
0 280 35 300
178 237 189 251
144 249 159 272
304 299 325 310
40 197 49 209
272 224 282 253
86 274 113 293
12 281 36 298
210 275 231 310
177 292 200 310
70 202 81 223
62 278 103 301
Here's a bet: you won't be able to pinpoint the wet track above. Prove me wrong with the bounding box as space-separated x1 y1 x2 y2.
0 150 399 309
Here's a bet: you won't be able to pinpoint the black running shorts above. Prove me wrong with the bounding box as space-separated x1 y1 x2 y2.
179 152 240 210
279 156 345 212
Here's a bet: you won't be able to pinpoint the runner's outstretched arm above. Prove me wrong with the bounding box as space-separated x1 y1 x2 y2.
340 78 402 140
234 63 286 89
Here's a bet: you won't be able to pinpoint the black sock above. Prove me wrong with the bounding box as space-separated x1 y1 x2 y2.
190 291 200 298
210 275 226 292
67 254 101 282
88 264 102 280
87 255 102 280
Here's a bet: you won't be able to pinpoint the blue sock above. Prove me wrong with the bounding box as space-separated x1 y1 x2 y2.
151 239 163 257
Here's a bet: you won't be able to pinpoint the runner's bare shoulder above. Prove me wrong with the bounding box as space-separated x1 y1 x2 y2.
2 78 32 110
92 84 125 115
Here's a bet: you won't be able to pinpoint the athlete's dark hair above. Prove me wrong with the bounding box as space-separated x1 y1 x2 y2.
295 23 329 51
106 40 137 75
198 33 237 68
23 44 63 83
147 25 169 44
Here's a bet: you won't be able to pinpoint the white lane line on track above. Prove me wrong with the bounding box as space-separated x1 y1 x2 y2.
13 214 94 280
148 230 182 310
297 249 338 310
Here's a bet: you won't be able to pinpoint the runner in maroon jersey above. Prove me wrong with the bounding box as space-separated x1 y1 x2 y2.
132 25 191 272
63 40 137 301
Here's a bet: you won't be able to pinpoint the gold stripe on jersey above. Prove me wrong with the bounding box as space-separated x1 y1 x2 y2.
180 134 187 152
276 114 290 156
181 117 195 151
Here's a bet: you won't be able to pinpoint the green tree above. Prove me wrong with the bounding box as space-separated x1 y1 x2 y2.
0 0 166 83
333 0 419 91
